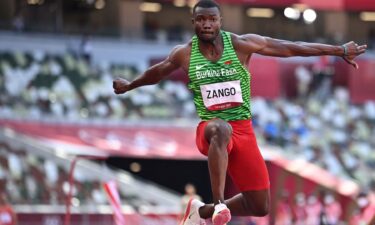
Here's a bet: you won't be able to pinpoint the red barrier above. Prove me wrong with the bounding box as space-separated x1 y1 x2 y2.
348 59 375 103
249 56 282 99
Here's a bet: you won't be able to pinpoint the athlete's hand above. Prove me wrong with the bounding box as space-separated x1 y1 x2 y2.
342 41 367 69
113 78 131 94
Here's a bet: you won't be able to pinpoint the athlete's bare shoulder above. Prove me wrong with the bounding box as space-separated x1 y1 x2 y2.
230 32 267 55
168 41 192 72
171 42 192 56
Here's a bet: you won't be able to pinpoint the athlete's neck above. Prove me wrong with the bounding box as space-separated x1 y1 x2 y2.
198 33 223 59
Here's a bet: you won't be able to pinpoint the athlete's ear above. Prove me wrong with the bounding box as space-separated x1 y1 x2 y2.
191 17 195 25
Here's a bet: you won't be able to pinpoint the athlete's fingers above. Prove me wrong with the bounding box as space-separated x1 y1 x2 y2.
347 41 355 45
343 57 359 69
350 60 359 69
358 48 366 54
358 45 367 53
115 88 126 94
353 61 359 69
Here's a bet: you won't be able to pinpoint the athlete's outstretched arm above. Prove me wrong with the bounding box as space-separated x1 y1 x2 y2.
236 34 367 69
113 45 184 94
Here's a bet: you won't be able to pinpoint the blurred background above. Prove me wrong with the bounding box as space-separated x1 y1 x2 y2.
0 0 375 224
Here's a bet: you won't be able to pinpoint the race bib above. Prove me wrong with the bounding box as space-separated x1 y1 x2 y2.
200 80 243 111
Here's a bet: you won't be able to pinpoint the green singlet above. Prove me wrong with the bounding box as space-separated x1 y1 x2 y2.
188 31 251 121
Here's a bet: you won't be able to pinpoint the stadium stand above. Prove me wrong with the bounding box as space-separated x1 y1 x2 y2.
0 125 182 224
0 126 181 207
1 48 374 190
0 50 196 121
1 46 375 224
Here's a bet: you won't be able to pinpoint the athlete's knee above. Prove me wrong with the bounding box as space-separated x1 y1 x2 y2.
252 204 269 217
242 196 269 217
250 200 269 217
204 119 231 143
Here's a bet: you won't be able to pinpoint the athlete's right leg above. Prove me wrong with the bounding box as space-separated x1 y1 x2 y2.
203 118 233 224
204 118 232 205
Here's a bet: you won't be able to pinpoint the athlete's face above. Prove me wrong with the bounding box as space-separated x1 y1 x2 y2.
192 7 222 42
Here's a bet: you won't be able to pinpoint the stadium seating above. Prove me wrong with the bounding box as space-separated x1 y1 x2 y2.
0 50 196 121
251 91 375 188
1 49 375 224
0 141 109 205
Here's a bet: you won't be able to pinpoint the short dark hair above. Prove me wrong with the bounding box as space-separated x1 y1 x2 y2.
193 0 221 14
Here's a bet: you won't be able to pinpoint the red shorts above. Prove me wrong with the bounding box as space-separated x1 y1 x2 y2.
196 119 270 192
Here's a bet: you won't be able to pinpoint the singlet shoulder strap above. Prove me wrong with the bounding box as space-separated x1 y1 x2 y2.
222 31 235 50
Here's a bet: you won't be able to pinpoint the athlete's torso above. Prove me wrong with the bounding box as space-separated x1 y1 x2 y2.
187 31 252 121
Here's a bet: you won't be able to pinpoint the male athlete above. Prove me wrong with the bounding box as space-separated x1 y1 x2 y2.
113 1 367 224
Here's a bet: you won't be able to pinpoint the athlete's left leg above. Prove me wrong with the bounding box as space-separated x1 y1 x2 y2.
196 119 270 219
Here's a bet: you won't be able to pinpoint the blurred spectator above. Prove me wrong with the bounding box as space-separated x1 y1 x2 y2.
310 56 334 99
292 193 307 225
294 65 312 100
350 192 375 225
80 35 93 63
12 12 24 33
180 183 202 216
275 191 293 225
263 120 280 144
0 193 17 225
305 194 323 225
321 193 342 225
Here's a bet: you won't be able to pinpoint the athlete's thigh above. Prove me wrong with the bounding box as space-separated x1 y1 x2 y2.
227 123 270 191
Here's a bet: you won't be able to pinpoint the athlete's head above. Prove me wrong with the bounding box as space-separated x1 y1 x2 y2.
192 0 222 42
